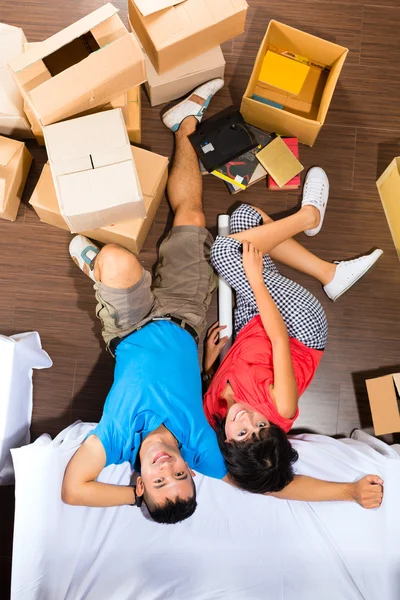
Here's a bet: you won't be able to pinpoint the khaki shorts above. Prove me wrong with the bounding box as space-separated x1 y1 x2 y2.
94 225 217 348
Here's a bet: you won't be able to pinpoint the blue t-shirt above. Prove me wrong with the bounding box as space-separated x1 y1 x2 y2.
91 321 227 480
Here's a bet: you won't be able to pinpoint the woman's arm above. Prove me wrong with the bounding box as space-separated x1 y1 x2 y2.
242 241 298 419
62 435 136 507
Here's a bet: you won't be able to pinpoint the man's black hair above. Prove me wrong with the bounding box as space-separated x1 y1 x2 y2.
213 415 299 494
143 480 197 524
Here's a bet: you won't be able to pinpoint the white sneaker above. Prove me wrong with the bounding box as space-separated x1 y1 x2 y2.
323 249 383 301
302 167 329 236
162 78 224 132
69 235 99 282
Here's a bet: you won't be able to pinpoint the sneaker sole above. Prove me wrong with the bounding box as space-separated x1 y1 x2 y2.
329 253 383 302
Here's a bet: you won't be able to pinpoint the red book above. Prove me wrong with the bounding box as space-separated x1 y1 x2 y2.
268 138 301 190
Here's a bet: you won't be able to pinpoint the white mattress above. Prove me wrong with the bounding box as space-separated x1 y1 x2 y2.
11 423 400 600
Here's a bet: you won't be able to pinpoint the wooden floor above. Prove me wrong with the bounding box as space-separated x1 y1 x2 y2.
1 0 400 594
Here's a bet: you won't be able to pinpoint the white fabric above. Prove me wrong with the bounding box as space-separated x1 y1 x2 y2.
11 422 400 600
217 214 233 360
0 332 52 484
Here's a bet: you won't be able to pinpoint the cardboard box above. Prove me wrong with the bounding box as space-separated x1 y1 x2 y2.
0 135 32 221
366 374 400 436
376 158 400 261
128 0 247 74
240 21 348 147
24 87 141 146
29 146 169 254
144 44 225 106
43 108 145 233
9 4 146 127
0 23 33 139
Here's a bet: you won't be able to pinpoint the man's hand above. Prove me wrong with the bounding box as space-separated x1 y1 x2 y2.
203 321 229 374
242 241 264 289
350 475 384 509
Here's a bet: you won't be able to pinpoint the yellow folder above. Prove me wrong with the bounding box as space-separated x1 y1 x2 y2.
259 51 310 96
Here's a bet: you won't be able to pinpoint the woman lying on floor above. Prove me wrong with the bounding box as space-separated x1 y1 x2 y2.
202 167 383 495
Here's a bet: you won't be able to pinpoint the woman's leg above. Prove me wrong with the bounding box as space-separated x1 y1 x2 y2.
248 206 336 286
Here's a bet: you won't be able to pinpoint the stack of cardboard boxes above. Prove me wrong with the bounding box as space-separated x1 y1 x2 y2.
0 0 249 251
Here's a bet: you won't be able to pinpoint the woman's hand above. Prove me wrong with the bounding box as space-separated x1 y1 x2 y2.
242 241 264 289
351 475 384 509
203 321 229 375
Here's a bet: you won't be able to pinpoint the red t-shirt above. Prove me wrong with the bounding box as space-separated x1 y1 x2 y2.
203 315 324 433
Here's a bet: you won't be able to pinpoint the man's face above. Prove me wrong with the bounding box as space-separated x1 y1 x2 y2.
136 440 195 504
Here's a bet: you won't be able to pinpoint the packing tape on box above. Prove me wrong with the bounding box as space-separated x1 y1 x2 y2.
218 214 233 360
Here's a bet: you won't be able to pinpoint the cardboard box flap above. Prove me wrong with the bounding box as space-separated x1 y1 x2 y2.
146 45 225 84
366 374 400 435
28 33 144 125
0 23 26 65
0 136 21 166
134 0 187 17
9 3 119 72
0 71 23 116
53 146 133 177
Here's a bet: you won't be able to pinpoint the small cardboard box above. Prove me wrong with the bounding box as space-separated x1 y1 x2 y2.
24 87 141 146
144 44 225 107
29 146 168 254
376 158 400 261
0 135 32 221
240 21 348 147
0 23 33 139
128 0 247 74
9 4 146 127
43 108 145 233
366 374 400 436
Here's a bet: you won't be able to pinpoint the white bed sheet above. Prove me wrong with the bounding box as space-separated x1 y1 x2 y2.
0 332 52 484
11 422 400 600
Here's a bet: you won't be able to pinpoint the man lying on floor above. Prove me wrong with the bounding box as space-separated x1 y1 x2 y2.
62 80 383 524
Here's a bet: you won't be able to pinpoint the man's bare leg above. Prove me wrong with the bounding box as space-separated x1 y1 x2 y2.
167 116 205 228
94 243 143 288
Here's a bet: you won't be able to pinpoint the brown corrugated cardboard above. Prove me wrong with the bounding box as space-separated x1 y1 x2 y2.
43 108 145 233
29 146 168 254
128 0 247 74
376 158 400 261
0 135 32 221
240 21 348 147
366 374 400 436
256 136 303 188
9 4 146 127
134 0 187 16
0 23 33 139
144 44 225 106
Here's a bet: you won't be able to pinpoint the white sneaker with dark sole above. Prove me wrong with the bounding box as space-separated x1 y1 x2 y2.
162 78 224 132
302 167 329 237
323 249 383 301
69 235 99 282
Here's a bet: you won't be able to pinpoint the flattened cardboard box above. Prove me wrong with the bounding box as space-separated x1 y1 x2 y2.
44 108 145 233
0 135 32 221
366 374 400 436
240 21 348 147
376 158 400 262
9 4 146 127
29 146 168 254
0 23 33 139
129 0 247 74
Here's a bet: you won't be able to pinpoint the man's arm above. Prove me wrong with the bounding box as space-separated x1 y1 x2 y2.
62 435 135 507
222 474 384 509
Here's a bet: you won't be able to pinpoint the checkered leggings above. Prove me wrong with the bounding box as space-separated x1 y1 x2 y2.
211 204 328 350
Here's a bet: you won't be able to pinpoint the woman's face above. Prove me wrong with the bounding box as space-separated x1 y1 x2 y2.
224 402 270 442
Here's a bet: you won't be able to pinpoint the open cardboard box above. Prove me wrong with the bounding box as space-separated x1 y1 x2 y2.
0 23 33 139
9 4 146 127
366 373 400 436
43 108 145 233
0 135 32 221
29 145 168 254
240 21 348 146
376 157 400 261
128 0 247 74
